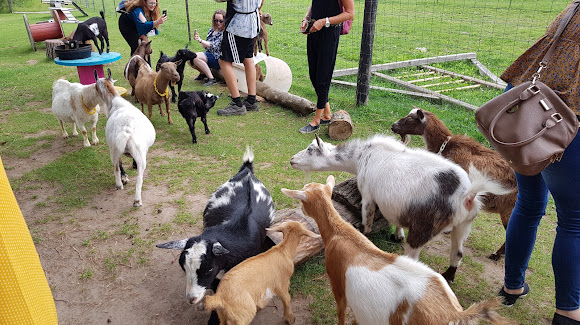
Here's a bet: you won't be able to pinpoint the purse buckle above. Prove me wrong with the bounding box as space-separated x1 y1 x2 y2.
528 84 541 95
552 113 563 122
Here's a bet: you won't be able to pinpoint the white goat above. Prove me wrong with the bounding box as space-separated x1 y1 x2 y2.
282 175 513 325
204 221 320 325
290 134 511 282
51 79 107 147
93 69 156 207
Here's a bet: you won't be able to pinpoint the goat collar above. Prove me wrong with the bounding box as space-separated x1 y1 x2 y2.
154 75 169 97
437 136 452 155
81 96 98 115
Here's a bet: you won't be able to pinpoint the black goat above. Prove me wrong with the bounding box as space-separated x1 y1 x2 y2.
70 11 110 55
177 90 222 143
155 46 197 103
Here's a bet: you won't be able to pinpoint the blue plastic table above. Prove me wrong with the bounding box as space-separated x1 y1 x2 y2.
55 52 121 85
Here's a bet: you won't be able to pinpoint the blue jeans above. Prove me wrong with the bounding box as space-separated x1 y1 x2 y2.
504 125 580 311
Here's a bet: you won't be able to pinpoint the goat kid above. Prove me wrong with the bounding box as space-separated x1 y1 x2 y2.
157 147 275 325
204 221 320 325
282 175 513 325
93 69 156 207
51 77 107 147
391 106 518 260
254 13 273 56
68 10 110 55
290 134 511 282
133 56 181 124
124 39 153 97
155 46 197 103
177 90 222 144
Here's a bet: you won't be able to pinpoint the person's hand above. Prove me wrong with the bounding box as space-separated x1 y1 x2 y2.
156 14 167 26
300 19 308 33
193 29 201 43
309 19 324 33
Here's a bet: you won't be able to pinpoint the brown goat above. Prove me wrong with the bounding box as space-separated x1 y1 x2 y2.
124 39 153 96
133 56 181 124
391 106 517 260
204 221 320 325
282 175 513 325
254 13 273 56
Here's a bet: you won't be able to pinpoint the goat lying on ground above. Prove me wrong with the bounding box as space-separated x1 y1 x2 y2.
290 134 512 282
93 69 156 207
204 221 319 325
282 175 512 325
254 13 273 56
51 78 108 147
124 39 153 97
68 10 109 54
133 56 181 124
155 46 197 103
391 107 518 260
156 147 276 325
177 90 221 143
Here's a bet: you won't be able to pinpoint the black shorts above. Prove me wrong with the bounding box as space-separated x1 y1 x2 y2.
220 31 255 64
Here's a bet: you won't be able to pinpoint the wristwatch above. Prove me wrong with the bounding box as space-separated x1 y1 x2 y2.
325 17 330 28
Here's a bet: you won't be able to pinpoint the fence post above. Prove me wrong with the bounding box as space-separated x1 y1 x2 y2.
356 0 378 106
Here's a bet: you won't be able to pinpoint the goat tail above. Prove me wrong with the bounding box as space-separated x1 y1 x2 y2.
462 164 513 212
240 145 254 173
452 297 515 325
100 10 105 20
203 295 224 312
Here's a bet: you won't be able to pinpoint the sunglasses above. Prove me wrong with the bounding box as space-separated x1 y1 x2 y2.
213 19 224 23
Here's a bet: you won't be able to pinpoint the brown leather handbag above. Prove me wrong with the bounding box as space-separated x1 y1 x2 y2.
475 1 580 176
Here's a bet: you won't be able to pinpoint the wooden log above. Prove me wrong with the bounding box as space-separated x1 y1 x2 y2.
45 39 64 60
267 177 389 265
328 109 353 141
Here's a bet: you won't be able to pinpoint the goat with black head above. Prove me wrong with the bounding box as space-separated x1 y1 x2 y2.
69 10 110 55
177 90 222 143
156 45 197 102
156 147 275 325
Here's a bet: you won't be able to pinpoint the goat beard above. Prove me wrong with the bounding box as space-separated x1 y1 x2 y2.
399 134 411 145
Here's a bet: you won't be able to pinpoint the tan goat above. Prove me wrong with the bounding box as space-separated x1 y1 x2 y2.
133 56 181 124
204 221 320 325
124 39 152 97
391 106 517 260
282 175 513 325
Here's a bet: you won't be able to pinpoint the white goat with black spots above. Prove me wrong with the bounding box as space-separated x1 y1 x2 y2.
290 134 512 282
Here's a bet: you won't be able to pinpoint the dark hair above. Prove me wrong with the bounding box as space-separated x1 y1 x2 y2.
212 9 226 31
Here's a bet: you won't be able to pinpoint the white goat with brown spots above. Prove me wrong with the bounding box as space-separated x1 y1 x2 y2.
290 135 512 282
282 175 513 325
391 107 518 260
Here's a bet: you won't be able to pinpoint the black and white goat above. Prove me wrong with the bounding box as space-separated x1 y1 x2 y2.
70 10 109 55
290 135 512 282
157 147 276 324
155 46 197 102
177 90 222 143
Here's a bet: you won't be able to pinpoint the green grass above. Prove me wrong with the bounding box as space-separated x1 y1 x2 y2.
0 0 565 323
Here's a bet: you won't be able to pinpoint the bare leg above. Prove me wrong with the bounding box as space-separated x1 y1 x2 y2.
192 53 214 79
219 59 239 98
243 57 256 96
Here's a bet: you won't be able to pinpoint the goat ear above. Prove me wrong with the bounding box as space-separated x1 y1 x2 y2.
281 188 308 202
156 239 188 250
326 175 335 190
416 109 424 120
315 134 323 149
107 68 112 80
212 242 229 256
93 70 99 82
184 44 189 49
175 59 183 66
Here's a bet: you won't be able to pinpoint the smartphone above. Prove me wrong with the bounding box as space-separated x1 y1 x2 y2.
163 10 167 16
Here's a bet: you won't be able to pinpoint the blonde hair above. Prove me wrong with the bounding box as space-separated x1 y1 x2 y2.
124 0 160 21
212 9 226 31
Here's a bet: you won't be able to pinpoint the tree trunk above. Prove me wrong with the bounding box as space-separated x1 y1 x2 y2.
46 39 64 60
328 110 353 141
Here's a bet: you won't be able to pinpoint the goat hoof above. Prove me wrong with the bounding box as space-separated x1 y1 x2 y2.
441 267 457 282
133 200 142 207
83 142 91 147
389 233 403 243
488 253 502 261
205 130 210 134
192 140 197 144
116 185 124 190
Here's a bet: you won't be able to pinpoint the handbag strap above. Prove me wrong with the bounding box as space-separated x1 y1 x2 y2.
539 1 580 68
